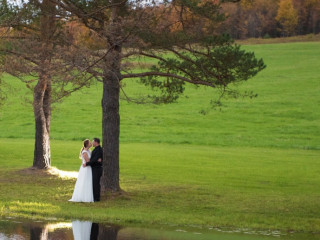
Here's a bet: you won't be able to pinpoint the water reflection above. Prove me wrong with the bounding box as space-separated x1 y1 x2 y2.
71 221 119 240
29 222 71 240
26 221 120 240
0 219 119 240
72 221 92 240
0 218 319 240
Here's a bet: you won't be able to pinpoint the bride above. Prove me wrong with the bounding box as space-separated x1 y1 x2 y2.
69 139 94 202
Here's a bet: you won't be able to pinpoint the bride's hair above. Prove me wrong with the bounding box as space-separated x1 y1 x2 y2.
79 139 90 159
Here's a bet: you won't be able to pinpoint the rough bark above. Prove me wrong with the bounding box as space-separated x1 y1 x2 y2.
33 77 51 169
32 0 55 169
101 55 121 191
101 4 122 192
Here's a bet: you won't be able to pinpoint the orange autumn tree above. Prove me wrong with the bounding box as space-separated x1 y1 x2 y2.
276 0 299 36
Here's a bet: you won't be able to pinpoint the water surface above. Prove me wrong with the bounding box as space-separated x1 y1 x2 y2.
0 217 318 240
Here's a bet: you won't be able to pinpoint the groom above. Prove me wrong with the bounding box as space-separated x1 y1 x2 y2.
83 138 103 202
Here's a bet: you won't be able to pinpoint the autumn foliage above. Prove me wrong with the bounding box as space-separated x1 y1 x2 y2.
220 0 320 38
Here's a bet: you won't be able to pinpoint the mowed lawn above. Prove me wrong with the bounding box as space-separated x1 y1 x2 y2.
0 42 319 149
0 42 320 232
0 139 319 232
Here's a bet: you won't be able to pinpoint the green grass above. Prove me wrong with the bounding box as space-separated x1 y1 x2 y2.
0 139 319 233
0 41 320 233
0 42 319 149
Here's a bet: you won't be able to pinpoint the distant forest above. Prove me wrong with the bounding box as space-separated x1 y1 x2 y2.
220 0 320 39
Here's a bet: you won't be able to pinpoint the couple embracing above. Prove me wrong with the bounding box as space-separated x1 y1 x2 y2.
69 138 103 203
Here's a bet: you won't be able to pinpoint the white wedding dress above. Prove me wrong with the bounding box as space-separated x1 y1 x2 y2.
69 150 94 202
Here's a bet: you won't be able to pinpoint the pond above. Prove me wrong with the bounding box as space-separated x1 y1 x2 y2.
0 217 319 240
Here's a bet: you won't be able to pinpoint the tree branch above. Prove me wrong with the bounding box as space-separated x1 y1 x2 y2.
0 49 40 65
139 51 202 82
122 71 216 87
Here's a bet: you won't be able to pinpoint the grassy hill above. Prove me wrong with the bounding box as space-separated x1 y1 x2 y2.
0 42 319 149
0 42 319 232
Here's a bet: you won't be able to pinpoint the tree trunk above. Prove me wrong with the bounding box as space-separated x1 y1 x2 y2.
101 62 121 192
101 3 122 192
32 0 55 169
33 78 51 169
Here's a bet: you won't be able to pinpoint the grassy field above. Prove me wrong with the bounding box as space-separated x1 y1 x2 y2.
0 139 319 232
0 41 320 232
0 42 319 149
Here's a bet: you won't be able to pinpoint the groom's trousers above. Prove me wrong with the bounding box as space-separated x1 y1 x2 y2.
92 167 103 201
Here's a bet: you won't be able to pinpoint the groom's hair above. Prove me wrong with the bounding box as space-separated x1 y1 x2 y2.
93 138 100 144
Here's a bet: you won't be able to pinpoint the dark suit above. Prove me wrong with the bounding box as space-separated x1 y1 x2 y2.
86 145 103 201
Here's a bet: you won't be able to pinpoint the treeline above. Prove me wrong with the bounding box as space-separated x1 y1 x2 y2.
220 0 320 39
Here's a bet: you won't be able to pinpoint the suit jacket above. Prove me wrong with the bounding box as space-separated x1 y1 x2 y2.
86 145 103 168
